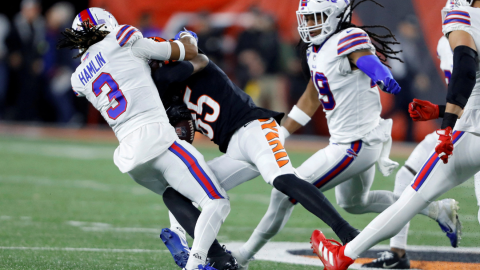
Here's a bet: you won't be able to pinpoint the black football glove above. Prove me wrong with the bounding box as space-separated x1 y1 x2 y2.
166 96 192 126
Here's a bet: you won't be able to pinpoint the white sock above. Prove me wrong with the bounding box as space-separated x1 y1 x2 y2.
238 189 294 262
390 166 413 250
169 211 186 235
185 249 207 270
186 199 230 269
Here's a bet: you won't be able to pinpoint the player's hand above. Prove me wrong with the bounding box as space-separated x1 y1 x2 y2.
377 77 401 95
166 96 192 126
174 28 198 42
435 127 454 164
408 98 439 121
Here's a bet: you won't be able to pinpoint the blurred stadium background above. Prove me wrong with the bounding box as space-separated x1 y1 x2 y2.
1 0 479 269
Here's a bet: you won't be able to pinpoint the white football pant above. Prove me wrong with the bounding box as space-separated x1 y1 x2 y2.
127 138 230 270
345 131 480 259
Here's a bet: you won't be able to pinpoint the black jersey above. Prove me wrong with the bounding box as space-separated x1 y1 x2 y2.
153 59 284 153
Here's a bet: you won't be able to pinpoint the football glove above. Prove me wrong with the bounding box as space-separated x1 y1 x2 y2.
174 28 198 42
435 127 454 164
408 98 439 121
166 96 193 126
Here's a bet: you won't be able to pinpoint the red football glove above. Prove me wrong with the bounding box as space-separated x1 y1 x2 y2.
435 127 454 164
408 99 439 121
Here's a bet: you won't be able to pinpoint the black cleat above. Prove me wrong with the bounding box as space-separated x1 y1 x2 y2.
206 245 238 270
362 251 410 269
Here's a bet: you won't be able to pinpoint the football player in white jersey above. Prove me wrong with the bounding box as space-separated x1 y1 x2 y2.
361 2 467 268
58 8 230 270
312 0 480 269
228 1 457 269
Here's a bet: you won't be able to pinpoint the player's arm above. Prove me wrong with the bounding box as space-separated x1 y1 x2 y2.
348 49 401 95
132 32 197 62
281 80 320 137
170 32 198 61
442 30 478 127
152 54 208 85
189 54 209 74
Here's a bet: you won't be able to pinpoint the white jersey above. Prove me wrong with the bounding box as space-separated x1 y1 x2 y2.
442 6 480 134
437 35 453 85
71 25 179 172
307 27 381 143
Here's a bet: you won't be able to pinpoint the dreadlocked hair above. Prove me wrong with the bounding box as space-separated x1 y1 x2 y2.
297 0 403 79
334 0 403 65
57 21 110 58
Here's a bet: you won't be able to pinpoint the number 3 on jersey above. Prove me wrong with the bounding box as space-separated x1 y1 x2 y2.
92 72 128 119
184 86 220 139
312 72 336 110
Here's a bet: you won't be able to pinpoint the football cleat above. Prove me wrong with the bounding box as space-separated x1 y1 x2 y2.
207 246 238 270
311 230 354 270
231 249 254 270
160 228 190 268
436 199 462 247
361 251 411 269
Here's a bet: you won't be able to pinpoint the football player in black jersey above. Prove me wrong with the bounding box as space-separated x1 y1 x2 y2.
146 35 359 270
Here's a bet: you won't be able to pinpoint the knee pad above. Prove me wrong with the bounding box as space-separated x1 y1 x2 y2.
202 199 231 223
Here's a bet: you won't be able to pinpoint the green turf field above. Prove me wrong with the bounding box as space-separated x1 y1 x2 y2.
0 136 478 270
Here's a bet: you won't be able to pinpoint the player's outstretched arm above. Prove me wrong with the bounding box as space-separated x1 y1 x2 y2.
189 54 209 74
282 80 320 137
348 49 401 95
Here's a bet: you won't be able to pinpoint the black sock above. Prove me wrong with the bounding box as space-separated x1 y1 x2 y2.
273 174 358 244
163 188 226 257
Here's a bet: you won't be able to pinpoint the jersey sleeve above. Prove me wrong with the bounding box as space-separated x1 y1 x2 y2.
442 8 473 37
152 61 194 85
336 28 374 57
131 38 172 61
115 25 143 48
436 36 453 84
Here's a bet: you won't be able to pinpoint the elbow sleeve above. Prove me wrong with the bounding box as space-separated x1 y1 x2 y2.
446 45 478 108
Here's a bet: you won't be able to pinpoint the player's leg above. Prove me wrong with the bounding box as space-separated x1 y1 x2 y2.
234 188 295 266
475 172 480 225
132 139 230 270
227 118 358 244
235 135 382 266
343 131 479 262
207 154 260 191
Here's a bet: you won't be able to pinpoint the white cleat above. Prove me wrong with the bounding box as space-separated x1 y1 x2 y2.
436 198 462 247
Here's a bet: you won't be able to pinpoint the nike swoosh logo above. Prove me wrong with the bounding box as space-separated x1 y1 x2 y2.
346 29 353 33
383 261 399 268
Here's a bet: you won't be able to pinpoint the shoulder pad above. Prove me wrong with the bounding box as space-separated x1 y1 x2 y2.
443 8 471 27
336 28 373 56
115 25 143 47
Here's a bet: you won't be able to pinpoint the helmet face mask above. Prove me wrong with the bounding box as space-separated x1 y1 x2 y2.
71 8 118 33
453 0 474 7
297 0 348 45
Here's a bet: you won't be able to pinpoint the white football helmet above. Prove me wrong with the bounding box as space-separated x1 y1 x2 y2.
71 7 118 32
297 0 350 45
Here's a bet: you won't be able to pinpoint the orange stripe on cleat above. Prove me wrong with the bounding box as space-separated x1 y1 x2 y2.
265 132 279 141
261 121 278 132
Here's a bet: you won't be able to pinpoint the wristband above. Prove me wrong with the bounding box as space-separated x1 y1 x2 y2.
280 126 290 139
438 105 446 118
288 105 311 126
440 112 458 129
173 40 185 61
